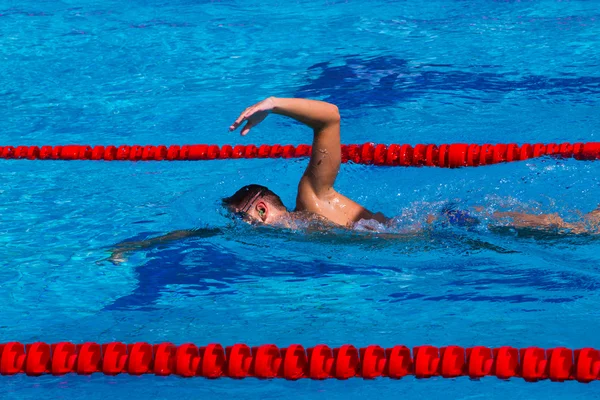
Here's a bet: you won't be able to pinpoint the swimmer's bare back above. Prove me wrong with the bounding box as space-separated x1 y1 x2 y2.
229 97 387 227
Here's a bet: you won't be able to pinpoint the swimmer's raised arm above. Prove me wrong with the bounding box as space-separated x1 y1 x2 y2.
229 97 382 225
229 97 340 135
229 97 341 196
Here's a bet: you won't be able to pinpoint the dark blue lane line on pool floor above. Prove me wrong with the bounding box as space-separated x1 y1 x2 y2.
295 56 600 108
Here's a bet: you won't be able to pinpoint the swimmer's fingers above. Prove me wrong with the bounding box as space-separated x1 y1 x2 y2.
96 253 125 266
110 253 129 265
239 110 270 135
229 106 253 131
230 98 275 132
240 120 255 136
230 104 264 131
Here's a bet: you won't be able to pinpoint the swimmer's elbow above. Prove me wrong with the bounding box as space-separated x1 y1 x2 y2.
328 104 340 124
317 102 340 126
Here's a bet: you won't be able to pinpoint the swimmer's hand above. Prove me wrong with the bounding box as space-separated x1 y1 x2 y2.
229 97 276 136
106 242 140 265
108 250 128 265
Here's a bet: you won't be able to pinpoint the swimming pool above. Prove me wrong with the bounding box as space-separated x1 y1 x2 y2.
2 0 600 397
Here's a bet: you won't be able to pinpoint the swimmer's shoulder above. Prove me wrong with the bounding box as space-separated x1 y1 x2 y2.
296 190 388 227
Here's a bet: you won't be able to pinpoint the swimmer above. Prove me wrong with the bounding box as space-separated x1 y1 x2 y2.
223 97 387 228
223 97 600 234
107 97 600 263
224 97 600 233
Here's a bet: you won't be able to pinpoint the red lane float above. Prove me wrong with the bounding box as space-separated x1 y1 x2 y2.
1 142 599 167
1 342 600 382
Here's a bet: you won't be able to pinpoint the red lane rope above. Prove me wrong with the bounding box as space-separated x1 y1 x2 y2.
1 342 599 382
1 142 599 167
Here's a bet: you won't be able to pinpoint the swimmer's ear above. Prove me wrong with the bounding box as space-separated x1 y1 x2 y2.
256 202 268 222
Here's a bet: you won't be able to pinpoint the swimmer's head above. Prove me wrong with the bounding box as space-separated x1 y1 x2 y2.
222 184 288 224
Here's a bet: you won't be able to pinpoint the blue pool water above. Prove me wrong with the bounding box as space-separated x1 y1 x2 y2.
2 0 600 398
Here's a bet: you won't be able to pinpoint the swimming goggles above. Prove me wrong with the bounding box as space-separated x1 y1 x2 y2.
234 189 266 222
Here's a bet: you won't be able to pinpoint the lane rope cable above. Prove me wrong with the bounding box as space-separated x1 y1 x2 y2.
1 142 599 167
1 341 599 382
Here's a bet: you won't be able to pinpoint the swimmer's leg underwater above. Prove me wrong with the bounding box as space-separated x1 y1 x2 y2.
433 202 600 234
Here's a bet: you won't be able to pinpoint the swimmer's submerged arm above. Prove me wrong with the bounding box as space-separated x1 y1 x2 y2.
107 228 221 264
108 230 195 264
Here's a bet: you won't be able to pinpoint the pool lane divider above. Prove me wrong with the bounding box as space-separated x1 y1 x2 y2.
1 342 599 382
1 142 599 168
